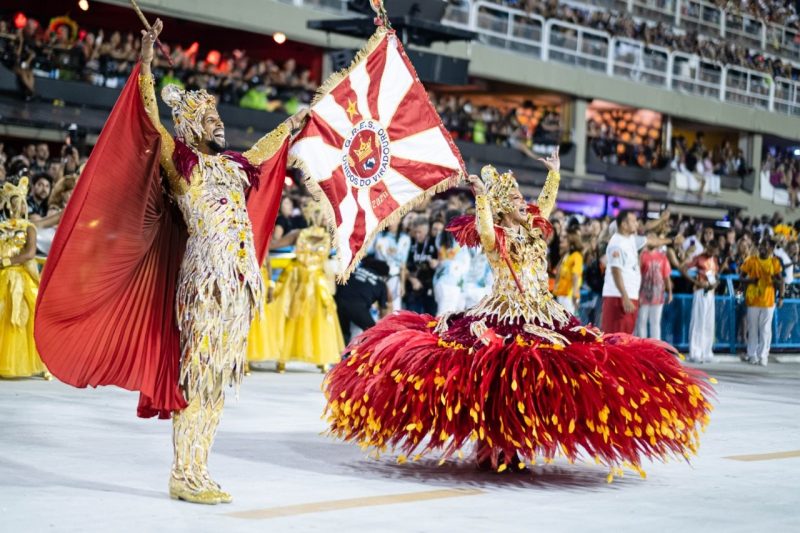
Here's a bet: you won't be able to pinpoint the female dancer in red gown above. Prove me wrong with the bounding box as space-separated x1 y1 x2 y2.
323 150 714 478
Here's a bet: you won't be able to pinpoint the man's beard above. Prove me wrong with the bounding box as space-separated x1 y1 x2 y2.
207 139 227 154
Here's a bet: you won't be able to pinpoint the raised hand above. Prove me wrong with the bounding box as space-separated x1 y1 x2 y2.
140 18 163 65
537 146 560 173
465 173 486 196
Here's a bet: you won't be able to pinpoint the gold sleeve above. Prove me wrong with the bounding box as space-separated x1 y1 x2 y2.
536 170 560 219
243 123 291 166
475 194 496 252
138 73 185 193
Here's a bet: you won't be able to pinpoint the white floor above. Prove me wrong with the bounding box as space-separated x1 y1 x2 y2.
1 361 799 533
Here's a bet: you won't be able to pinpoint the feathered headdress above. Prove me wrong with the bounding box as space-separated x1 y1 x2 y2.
161 84 218 146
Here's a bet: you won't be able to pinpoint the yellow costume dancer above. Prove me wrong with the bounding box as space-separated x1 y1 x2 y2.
247 265 284 364
0 178 48 379
271 202 344 371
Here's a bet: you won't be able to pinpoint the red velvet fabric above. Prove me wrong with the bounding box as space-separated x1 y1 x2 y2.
35 64 288 418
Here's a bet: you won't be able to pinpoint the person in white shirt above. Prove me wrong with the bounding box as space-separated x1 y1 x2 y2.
373 221 412 312
602 210 646 334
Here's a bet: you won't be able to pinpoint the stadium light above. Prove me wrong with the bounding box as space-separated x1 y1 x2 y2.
78 0 89 11
273 32 287 45
13 12 27 29
206 50 221 66
794 148 800 156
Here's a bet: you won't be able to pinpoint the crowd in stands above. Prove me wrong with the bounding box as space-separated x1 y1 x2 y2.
671 132 750 197
586 108 666 169
272 180 800 318
0 14 316 113
762 148 800 209
471 0 800 79
432 94 562 151
2 132 797 354
0 140 83 254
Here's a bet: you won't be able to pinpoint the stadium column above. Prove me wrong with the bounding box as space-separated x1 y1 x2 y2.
572 98 588 176
750 133 763 197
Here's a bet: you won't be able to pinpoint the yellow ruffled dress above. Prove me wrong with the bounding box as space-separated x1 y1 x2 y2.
0 219 46 378
247 266 284 363
272 226 344 367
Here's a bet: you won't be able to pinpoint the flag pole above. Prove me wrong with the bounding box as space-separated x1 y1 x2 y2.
369 0 391 29
129 0 173 66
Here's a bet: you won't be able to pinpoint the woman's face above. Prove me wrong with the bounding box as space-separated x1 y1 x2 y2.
505 188 527 225
9 196 25 219
280 197 293 217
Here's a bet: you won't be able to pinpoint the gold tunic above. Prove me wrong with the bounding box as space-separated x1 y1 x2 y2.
138 73 289 395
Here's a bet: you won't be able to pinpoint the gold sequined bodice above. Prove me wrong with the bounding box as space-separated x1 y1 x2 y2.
295 226 330 270
0 219 30 259
0 219 38 279
467 170 569 328
468 222 568 327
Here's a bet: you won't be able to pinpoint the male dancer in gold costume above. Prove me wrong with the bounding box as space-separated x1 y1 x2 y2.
37 20 307 505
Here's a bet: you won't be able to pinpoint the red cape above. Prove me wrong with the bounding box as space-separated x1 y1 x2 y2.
35 65 288 418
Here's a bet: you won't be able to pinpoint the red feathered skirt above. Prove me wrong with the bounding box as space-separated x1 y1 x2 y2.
323 311 714 476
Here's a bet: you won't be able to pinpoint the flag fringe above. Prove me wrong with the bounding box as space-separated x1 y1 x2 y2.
335 170 463 283
288 153 341 255
311 26 390 108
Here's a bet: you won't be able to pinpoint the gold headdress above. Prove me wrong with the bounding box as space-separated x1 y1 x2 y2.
161 84 218 145
480 165 519 215
302 199 326 228
2 176 29 218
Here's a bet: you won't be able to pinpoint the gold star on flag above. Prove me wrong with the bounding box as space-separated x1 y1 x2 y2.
346 99 358 121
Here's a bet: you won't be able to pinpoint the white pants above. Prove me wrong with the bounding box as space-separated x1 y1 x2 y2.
556 295 576 315
434 283 465 315
386 276 402 311
689 289 715 362
746 306 774 364
636 303 664 339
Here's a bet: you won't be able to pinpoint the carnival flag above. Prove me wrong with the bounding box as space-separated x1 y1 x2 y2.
289 27 466 279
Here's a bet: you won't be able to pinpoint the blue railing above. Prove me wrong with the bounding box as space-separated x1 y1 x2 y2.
579 274 800 353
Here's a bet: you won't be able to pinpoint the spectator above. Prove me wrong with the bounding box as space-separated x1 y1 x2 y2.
403 217 438 315
740 238 785 366
373 220 411 312
601 210 644 334
433 209 471 314
636 232 673 339
334 257 390 346
26 173 52 220
553 226 583 314
463 248 493 308
681 239 721 364
30 144 49 175
36 174 76 255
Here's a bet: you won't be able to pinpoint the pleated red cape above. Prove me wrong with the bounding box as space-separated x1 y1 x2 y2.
35 64 288 419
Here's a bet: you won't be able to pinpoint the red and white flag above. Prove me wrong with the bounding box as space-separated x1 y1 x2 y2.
289 28 465 279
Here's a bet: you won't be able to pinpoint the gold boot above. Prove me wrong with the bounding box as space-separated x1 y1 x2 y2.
276 361 286 373
169 477 221 505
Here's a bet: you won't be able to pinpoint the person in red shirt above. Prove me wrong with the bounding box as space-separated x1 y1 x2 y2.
680 239 720 363
636 233 673 339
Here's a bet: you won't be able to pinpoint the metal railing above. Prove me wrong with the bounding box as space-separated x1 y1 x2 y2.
277 0 800 115
281 0 800 62
442 1 800 116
